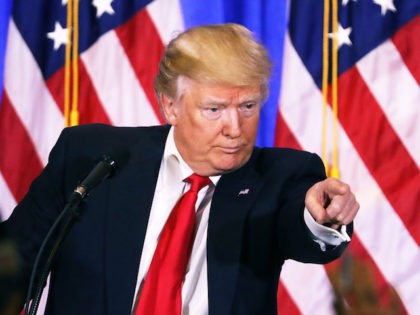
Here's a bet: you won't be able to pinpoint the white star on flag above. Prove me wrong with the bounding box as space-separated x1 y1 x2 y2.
328 24 352 49
47 22 69 50
342 0 357 6
373 0 397 15
92 0 115 17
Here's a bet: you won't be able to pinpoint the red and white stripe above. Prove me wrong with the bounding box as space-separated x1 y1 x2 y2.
81 30 160 126
357 39 419 167
0 172 15 219
4 21 63 166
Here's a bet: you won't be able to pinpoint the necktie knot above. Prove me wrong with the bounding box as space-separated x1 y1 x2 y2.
186 173 211 193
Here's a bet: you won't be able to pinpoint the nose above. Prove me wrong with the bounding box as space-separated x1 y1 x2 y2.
222 108 241 138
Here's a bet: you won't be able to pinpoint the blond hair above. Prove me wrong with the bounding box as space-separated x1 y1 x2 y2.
154 23 272 100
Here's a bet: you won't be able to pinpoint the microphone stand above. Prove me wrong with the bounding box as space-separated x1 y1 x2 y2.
23 193 84 315
22 151 125 315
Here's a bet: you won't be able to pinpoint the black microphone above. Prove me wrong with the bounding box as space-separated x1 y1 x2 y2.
68 148 129 207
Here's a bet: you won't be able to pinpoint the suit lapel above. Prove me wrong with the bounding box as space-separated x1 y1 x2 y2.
207 149 263 315
103 126 169 314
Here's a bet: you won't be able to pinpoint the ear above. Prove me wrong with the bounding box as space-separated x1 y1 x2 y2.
159 93 179 125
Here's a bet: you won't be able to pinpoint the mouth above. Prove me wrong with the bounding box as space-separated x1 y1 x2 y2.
219 146 243 154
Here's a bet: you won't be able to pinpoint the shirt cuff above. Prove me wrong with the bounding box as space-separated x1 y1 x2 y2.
303 208 351 251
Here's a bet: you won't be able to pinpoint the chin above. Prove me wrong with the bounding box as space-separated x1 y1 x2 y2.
214 158 246 174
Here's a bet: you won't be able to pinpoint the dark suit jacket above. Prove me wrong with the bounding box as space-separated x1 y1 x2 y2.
3 124 351 315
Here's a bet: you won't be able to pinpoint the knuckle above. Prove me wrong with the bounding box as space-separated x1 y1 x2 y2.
341 183 350 194
328 201 342 215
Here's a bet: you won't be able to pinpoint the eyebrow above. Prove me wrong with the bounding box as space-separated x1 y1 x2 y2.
201 99 228 106
239 96 262 103
201 94 262 106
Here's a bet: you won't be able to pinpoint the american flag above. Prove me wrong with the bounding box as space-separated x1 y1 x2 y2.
277 0 420 314
0 0 418 314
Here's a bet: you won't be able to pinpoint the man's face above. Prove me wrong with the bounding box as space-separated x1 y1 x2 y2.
161 77 262 176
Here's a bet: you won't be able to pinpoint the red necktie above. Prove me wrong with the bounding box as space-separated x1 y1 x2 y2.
135 173 211 315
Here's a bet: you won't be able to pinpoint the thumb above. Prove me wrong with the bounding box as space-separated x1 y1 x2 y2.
324 177 350 197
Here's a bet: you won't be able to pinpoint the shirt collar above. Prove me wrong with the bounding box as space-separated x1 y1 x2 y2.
164 127 220 186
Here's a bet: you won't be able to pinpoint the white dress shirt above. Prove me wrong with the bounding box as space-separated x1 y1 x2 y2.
132 127 350 314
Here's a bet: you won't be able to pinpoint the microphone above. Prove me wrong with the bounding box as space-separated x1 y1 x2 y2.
68 148 129 207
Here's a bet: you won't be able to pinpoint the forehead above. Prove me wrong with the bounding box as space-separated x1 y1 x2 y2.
176 76 262 104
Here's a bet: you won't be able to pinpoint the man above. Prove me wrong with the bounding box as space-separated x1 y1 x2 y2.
2 23 359 314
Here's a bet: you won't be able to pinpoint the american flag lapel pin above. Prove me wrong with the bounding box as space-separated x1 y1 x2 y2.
238 188 250 196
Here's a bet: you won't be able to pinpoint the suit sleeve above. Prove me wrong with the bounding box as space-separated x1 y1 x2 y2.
276 152 352 264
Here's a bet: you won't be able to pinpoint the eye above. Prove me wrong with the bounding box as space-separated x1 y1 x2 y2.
201 106 223 120
239 103 259 117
